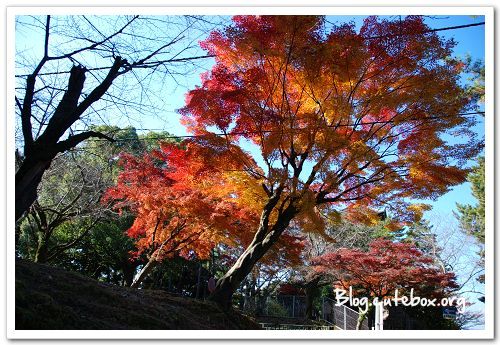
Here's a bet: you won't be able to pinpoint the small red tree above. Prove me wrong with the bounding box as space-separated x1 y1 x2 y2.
104 143 259 286
311 238 459 328
311 238 458 298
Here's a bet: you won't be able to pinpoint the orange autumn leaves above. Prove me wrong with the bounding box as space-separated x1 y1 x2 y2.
106 15 480 267
104 143 261 261
179 15 479 230
105 142 304 263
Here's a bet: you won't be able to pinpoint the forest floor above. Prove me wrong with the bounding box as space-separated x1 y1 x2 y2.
15 259 261 330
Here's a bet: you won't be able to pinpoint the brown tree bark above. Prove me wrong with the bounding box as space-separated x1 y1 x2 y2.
304 277 321 320
16 156 55 222
209 199 298 310
122 259 139 287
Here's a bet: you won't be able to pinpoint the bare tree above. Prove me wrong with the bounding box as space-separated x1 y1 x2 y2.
19 148 111 263
430 213 485 295
15 15 225 221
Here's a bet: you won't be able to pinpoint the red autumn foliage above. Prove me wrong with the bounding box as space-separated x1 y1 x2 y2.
278 283 305 296
311 238 458 299
103 143 258 261
180 15 480 231
104 142 304 266
106 15 480 305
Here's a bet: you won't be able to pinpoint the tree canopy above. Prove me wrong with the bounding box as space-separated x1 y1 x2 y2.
110 15 481 308
311 238 458 300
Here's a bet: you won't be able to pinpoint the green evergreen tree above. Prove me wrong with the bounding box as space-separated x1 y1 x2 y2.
456 157 485 245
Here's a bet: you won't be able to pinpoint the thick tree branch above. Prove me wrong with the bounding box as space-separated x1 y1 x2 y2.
55 131 115 153
37 65 87 144
74 56 126 118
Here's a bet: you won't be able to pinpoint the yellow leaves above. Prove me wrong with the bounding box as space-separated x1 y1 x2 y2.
345 204 381 226
301 96 321 114
409 165 425 179
350 140 367 155
295 190 326 234
407 203 432 222
221 170 267 209
326 209 343 226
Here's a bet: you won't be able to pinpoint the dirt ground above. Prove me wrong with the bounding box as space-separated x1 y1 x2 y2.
15 259 260 330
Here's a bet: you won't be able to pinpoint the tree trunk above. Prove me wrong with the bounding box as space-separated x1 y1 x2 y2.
356 305 372 330
130 258 157 288
34 235 49 263
195 263 202 299
305 284 317 320
122 259 138 287
209 240 273 310
15 157 53 222
256 291 268 317
209 203 298 310
15 221 22 247
16 59 122 223
305 276 323 320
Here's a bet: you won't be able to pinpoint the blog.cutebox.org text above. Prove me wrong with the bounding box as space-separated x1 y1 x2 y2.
333 287 466 314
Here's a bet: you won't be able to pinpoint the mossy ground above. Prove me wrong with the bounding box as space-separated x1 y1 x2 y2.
15 259 260 330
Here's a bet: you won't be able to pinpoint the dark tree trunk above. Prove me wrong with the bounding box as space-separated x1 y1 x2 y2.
34 235 49 263
255 291 266 317
122 259 138 287
305 280 319 320
15 157 54 222
210 202 298 310
16 59 123 222
195 264 202 299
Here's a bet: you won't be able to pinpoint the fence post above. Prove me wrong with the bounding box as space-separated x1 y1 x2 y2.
343 305 347 330
379 302 384 330
322 297 324 320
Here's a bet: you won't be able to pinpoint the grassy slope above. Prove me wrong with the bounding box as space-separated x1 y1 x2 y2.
15 259 260 330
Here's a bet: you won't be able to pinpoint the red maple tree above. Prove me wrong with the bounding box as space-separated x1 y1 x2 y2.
104 142 304 286
311 238 458 300
108 15 479 307
177 15 478 308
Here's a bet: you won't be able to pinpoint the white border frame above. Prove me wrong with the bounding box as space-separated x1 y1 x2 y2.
5 5 494 340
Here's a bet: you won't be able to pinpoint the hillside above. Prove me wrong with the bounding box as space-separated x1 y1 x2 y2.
15 259 260 330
